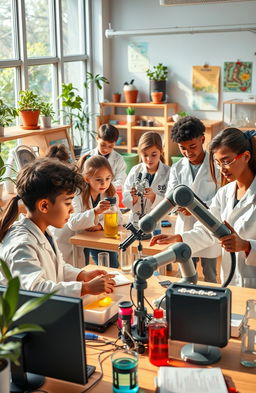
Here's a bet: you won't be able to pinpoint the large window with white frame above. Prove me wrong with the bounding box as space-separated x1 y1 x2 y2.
0 0 88 129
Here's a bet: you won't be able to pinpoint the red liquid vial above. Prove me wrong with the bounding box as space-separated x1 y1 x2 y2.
148 309 169 366
116 186 125 208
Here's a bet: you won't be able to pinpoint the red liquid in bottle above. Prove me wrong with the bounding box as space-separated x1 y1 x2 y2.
148 309 169 366
116 187 125 208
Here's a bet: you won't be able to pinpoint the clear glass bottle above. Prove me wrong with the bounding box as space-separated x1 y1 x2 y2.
148 308 169 366
240 299 256 367
103 197 119 238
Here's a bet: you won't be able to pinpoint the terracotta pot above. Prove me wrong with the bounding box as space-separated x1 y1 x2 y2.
112 93 121 103
124 90 138 103
20 110 40 130
151 91 163 104
149 80 167 101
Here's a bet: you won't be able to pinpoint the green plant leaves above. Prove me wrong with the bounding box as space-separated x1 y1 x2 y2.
13 291 53 322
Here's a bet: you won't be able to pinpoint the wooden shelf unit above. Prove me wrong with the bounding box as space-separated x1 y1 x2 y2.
97 102 178 164
97 102 223 164
0 125 74 159
222 99 256 126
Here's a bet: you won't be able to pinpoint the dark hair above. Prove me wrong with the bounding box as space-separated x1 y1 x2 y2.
171 116 205 143
77 155 115 209
0 158 84 242
45 144 71 163
138 131 165 163
209 127 256 186
97 124 119 142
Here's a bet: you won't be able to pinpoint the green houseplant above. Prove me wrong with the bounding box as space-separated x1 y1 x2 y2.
84 72 109 104
146 63 168 101
0 155 17 199
0 99 18 136
0 259 52 392
126 107 136 123
18 90 42 130
40 101 55 128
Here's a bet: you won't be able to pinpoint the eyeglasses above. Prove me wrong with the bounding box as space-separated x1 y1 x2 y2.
214 152 245 170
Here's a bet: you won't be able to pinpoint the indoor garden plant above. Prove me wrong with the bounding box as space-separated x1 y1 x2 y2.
0 259 52 392
123 79 138 103
84 71 109 104
40 101 55 128
0 154 17 199
0 99 18 136
146 63 168 102
17 90 42 130
126 107 136 123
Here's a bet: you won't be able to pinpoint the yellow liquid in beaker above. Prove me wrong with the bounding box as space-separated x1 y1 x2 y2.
104 212 118 238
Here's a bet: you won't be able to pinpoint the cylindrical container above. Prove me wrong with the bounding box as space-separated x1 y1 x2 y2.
240 299 256 367
152 221 161 236
118 300 134 331
98 252 110 267
112 350 139 393
104 197 118 238
116 186 125 208
148 308 169 366
119 230 133 273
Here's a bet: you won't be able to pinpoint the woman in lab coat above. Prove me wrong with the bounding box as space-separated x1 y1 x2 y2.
151 128 256 288
123 132 170 226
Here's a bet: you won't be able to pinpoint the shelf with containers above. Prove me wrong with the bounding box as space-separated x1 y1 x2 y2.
222 99 256 129
97 102 178 165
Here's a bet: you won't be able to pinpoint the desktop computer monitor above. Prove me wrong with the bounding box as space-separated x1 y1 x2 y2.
0 286 89 393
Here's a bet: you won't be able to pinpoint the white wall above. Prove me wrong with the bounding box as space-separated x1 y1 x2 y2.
101 0 256 121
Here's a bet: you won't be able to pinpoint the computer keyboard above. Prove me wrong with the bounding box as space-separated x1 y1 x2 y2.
87 364 96 378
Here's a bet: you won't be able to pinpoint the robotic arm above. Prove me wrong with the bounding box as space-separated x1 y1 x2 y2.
138 184 235 287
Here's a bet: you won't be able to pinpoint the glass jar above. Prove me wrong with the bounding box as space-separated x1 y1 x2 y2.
103 197 119 238
240 299 256 367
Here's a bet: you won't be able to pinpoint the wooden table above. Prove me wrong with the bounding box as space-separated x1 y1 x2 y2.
38 269 255 393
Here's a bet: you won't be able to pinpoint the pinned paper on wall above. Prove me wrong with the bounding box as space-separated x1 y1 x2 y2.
192 66 220 111
128 42 149 73
223 61 252 92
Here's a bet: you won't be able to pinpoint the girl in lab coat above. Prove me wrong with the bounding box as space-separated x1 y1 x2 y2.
67 155 122 267
151 128 256 288
0 158 115 296
123 132 170 227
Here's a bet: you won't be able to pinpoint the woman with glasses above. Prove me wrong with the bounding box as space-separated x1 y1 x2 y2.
151 127 256 288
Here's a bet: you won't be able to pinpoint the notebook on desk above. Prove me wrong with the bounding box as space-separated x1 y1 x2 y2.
112 271 132 286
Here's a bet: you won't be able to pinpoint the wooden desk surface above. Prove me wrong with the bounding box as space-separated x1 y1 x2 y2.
39 269 255 393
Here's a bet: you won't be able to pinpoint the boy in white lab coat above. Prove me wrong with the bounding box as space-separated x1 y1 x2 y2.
166 116 220 282
87 124 127 189
0 158 115 297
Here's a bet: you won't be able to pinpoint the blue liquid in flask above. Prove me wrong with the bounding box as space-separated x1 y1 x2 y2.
112 356 139 393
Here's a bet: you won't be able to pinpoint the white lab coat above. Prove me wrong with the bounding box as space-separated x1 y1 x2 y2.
123 161 171 222
166 151 220 258
182 176 256 288
0 217 82 297
88 148 127 188
52 192 122 265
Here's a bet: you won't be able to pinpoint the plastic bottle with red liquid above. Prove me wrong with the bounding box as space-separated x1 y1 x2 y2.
148 308 169 366
116 185 125 208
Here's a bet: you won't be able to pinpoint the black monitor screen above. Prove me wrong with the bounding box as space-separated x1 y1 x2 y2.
0 286 87 391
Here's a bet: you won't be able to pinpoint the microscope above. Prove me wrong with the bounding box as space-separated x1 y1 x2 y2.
131 172 152 239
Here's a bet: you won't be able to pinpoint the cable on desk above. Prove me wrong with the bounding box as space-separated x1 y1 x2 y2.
143 295 154 311
157 294 166 310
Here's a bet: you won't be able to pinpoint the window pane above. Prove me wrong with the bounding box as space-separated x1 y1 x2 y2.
0 0 14 59
0 68 16 106
28 64 53 100
25 0 52 57
62 0 84 55
64 61 84 96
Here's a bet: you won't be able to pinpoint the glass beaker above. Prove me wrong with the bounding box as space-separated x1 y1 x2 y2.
240 299 256 367
104 197 119 238
98 252 110 268
119 230 133 273
111 350 139 393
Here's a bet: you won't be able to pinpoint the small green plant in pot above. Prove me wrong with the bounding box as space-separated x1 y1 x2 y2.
40 101 55 128
0 99 18 136
146 63 168 102
18 90 42 130
0 155 17 199
126 107 136 124
0 259 53 392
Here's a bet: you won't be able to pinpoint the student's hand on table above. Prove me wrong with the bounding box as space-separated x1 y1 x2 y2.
81 274 116 295
94 200 110 215
219 221 251 254
143 187 155 203
77 269 108 282
150 234 182 246
130 187 138 205
86 224 102 232
177 207 191 216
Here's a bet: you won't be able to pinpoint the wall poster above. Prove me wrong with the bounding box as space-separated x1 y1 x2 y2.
223 61 252 92
192 65 220 111
128 42 149 73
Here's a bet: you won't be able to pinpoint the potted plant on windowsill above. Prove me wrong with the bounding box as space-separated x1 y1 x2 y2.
40 101 55 128
0 259 53 393
146 63 168 102
0 155 17 199
0 99 18 136
18 90 42 130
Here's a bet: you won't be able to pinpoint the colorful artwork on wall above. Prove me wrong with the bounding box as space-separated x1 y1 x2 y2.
223 61 252 92
192 65 220 111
